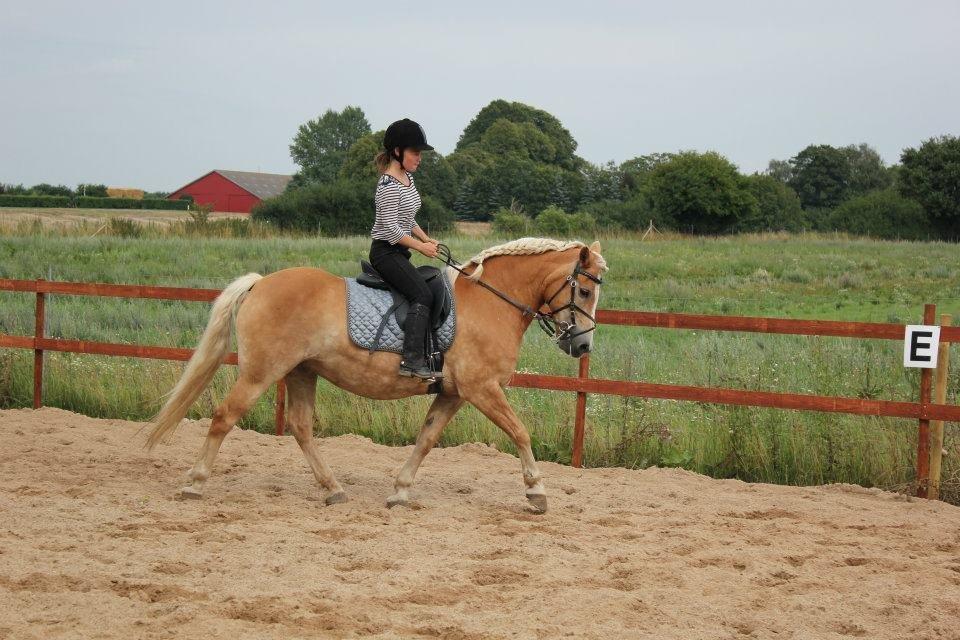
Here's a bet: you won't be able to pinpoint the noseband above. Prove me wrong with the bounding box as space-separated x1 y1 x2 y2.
436 244 603 344
537 261 604 343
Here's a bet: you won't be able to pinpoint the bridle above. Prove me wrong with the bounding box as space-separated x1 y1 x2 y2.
437 244 603 344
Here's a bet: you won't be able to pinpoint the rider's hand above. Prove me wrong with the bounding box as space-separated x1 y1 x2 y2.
424 237 440 246
419 241 439 258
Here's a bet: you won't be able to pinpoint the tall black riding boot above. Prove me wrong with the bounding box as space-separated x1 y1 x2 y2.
399 302 440 380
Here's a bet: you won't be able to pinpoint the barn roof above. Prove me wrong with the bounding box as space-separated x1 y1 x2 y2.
214 170 292 199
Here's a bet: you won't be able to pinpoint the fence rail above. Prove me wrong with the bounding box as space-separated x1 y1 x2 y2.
1 277 955 498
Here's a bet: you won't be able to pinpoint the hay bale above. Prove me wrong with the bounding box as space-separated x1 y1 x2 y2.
107 187 144 200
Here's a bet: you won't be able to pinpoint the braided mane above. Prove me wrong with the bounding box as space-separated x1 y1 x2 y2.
456 237 607 282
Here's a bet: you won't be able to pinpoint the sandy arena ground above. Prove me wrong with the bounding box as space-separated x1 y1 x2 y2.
1 407 958 639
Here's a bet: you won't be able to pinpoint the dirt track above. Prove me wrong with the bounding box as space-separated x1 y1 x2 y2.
1 407 959 639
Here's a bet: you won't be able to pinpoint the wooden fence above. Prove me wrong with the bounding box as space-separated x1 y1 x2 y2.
1 277 957 498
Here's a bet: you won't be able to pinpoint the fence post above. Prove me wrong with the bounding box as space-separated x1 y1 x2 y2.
929 313 952 500
275 379 286 436
916 303 936 498
33 279 46 409
572 354 590 468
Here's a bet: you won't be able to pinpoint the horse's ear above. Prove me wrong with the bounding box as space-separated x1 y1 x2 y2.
579 245 591 267
589 241 601 254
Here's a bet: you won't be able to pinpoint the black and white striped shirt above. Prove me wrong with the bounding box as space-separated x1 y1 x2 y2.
371 171 422 244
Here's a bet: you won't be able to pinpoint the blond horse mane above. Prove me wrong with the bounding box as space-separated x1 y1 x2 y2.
452 237 607 282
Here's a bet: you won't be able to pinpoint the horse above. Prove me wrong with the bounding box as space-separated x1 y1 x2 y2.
145 238 607 513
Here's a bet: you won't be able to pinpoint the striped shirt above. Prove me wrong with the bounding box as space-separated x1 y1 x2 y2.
371 171 422 245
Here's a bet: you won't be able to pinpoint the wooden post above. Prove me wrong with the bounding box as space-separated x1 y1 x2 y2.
274 379 286 436
33 280 46 409
929 313 952 500
572 354 590 468
916 303 936 498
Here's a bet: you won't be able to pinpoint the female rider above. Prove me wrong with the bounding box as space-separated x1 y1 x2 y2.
369 118 442 380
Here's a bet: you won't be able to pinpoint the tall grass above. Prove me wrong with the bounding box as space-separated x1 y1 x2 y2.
1 226 958 500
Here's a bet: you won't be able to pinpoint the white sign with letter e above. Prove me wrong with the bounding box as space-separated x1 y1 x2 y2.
903 325 940 368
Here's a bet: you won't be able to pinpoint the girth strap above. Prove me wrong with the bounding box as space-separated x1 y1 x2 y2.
369 299 405 354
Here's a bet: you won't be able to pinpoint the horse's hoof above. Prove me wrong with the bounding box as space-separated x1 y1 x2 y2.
386 495 408 509
180 486 202 500
526 493 548 513
325 491 348 506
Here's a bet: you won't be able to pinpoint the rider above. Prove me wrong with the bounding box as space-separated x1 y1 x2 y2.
369 118 443 380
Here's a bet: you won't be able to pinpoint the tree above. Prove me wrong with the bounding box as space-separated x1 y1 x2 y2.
455 99 579 169
289 106 371 184
581 161 621 204
842 143 891 197
338 130 384 182
898 135 960 239
620 153 675 195
787 144 851 209
0 183 27 195
765 159 793 184
644 151 757 234
736 174 804 232
412 151 458 210
29 183 73 197
76 183 108 197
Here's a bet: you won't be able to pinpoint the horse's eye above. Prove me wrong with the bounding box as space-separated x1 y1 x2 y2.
579 288 590 298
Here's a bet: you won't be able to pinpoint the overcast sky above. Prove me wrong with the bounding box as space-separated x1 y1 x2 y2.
2 1 957 192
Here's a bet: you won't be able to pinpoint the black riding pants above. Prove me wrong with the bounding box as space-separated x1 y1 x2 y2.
369 240 433 308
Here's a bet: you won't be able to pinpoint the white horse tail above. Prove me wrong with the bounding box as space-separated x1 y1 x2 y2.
144 273 262 450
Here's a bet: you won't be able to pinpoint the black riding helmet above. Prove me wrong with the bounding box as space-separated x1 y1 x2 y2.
384 118 434 165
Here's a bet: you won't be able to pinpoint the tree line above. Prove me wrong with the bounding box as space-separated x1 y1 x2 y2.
0 183 171 199
254 100 959 240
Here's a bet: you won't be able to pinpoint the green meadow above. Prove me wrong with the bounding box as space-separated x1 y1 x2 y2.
1 218 958 501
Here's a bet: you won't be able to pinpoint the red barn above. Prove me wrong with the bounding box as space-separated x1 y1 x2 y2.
167 169 293 214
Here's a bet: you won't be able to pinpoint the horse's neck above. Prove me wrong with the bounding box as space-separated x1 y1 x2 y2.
462 251 572 331
470 256 548 311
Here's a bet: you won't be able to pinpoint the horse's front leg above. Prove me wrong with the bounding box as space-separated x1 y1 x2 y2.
465 382 547 513
388 393 464 507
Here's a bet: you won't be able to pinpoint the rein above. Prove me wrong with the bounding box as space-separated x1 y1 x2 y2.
436 244 603 343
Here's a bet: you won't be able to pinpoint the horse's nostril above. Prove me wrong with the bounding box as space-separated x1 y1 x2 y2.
579 343 591 355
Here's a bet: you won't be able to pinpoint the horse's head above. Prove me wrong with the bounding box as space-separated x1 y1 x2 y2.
539 241 607 358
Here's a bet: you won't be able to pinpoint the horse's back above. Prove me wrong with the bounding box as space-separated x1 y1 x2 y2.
237 266 346 335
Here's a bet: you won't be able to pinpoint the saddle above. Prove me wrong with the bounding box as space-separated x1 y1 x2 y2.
347 262 456 393
355 261 452 330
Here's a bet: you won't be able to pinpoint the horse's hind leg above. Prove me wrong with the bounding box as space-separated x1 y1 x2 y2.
181 376 270 499
284 367 347 505
387 393 464 508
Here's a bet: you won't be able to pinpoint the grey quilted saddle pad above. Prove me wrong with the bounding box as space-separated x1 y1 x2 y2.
345 276 456 354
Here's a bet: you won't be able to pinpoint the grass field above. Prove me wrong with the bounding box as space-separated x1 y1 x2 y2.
1 212 958 500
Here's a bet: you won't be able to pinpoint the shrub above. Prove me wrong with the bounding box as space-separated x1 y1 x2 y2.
535 205 572 236
0 194 71 207
187 202 213 228
491 208 531 236
827 188 932 240
253 179 373 234
108 217 143 238
568 211 597 236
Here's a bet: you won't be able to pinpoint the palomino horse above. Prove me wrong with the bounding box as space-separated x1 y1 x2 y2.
145 238 607 513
